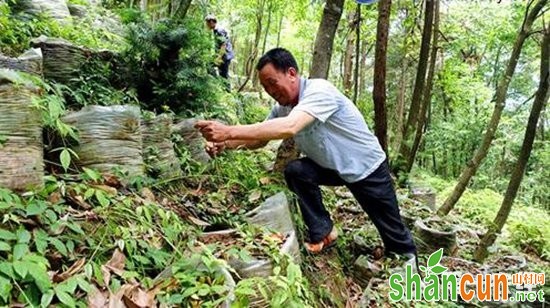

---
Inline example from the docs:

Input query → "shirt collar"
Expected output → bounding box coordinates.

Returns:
[298,77,307,102]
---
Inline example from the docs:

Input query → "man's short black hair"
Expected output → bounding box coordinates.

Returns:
[256,48,299,73]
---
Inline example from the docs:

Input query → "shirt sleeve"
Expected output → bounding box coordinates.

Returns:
[292,82,338,122]
[266,105,280,120]
[217,28,230,43]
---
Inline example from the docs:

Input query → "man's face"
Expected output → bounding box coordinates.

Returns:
[258,63,299,107]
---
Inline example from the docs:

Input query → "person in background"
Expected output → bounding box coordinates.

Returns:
[195,48,417,266]
[205,14,234,82]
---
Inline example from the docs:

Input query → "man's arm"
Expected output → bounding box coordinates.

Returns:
[225,139,267,149]
[195,110,315,142]
[205,139,267,157]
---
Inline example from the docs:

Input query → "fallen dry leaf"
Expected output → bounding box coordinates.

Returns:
[141,188,156,203]
[101,249,126,286]
[87,285,108,308]
[48,192,62,204]
[123,287,155,308]
[67,193,92,210]
[187,215,211,227]
[101,265,111,288]
[248,190,262,203]
[259,177,271,185]
[103,173,122,188]
[53,258,86,283]
[106,249,126,272]
[91,184,118,196]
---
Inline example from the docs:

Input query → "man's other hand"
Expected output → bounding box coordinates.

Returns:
[205,141,225,157]
[195,120,230,142]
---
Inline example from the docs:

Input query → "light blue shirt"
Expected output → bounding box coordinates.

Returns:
[267,77,386,183]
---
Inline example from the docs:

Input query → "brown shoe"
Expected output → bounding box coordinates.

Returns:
[304,227,338,254]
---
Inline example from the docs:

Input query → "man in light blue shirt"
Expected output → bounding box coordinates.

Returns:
[196,48,416,258]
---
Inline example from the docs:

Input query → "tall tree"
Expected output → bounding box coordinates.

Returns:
[407,0,439,171]
[372,0,392,154]
[358,39,373,100]
[276,12,283,47]
[474,25,549,262]
[309,0,345,78]
[253,0,273,90]
[352,4,361,104]
[437,0,548,216]
[395,0,434,178]
[238,0,266,92]
[170,0,192,18]
[343,10,357,94]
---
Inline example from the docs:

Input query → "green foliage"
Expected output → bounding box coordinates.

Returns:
[0,3,123,57]
[508,223,548,259]
[0,183,88,306]
[122,15,225,115]
[417,172,550,261]
[67,56,139,107]
[234,93,270,125]
[233,263,315,307]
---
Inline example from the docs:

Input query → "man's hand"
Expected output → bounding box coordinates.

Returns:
[195,120,231,142]
[205,141,225,157]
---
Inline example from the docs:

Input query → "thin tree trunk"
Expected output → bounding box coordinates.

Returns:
[238,0,265,92]
[474,26,549,262]
[393,59,408,153]
[488,45,503,88]
[359,39,370,98]
[395,0,434,178]
[261,0,272,57]
[276,13,283,47]
[343,10,357,94]
[253,0,272,90]
[438,0,548,216]
[170,0,192,19]
[373,0,392,154]
[353,4,361,104]
[309,0,345,78]
[408,0,439,171]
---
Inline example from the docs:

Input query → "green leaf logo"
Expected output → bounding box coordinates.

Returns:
[425,248,447,275]
[428,248,443,267]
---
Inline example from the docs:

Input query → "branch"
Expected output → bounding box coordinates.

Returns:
[536,6,549,19]
[438,30,450,43]
[515,91,538,111]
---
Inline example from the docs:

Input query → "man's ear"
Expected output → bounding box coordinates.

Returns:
[287,67,298,80]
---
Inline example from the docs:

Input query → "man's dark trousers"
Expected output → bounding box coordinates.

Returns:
[284,157,416,255]
[218,59,231,79]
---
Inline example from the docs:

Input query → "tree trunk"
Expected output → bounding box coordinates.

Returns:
[392,59,408,153]
[343,10,357,94]
[372,0,392,154]
[359,39,370,99]
[238,0,265,92]
[170,0,192,19]
[474,25,549,262]
[353,4,361,104]
[276,13,283,47]
[309,0,345,78]
[253,0,273,90]
[407,0,439,172]
[394,0,434,179]
[438,0,547,216]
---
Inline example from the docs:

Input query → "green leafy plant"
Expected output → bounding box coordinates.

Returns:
[122,16,225,115]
